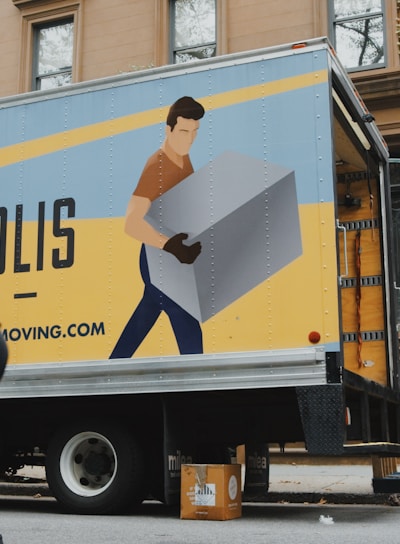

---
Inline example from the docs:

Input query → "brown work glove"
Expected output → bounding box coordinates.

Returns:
[163,233,201,264]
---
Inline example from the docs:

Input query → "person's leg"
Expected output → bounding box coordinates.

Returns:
[111,245,203,357]
[167,304,203,355]
[142,242,203,354]
[154,288,203,354]
[110,245,160,359]
[109,286,161,358]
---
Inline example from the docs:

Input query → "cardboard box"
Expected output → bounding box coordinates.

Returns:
[180,464,242,520]
[145,150,301,322]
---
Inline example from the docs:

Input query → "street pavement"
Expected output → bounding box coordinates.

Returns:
[0,456,398,505]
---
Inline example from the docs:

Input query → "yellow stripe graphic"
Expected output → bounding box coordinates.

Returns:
[0,70,327,168]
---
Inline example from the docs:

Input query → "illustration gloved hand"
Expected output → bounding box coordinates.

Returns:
[163,233,201,264]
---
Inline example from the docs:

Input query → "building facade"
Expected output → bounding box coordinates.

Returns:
[0,1,398,151]
[0,1,398,154]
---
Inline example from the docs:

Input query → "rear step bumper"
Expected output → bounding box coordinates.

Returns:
[344,442,400,456]
[373,473,400,493]
[345,442,400,493]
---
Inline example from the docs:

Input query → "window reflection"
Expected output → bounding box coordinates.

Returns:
[172,0,216,63]
[335,16,384,67]
[334,0,382,19]
[34,20,73,90]
[332,0,385,70]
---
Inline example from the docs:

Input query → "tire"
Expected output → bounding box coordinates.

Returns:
[46,420,145,514]
[0,331,8,380]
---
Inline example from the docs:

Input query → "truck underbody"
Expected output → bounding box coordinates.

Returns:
[1,351,400,512]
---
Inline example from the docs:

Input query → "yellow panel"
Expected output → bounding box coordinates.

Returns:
[338,228,382,278]
[337,175,387,385]
[2,202,341,364]
[341,285,384,332]
[343,341,387,386]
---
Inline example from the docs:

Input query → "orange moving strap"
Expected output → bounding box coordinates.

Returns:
[355,230,363,368]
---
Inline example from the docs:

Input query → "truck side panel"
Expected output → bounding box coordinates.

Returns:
[1,49,340,365]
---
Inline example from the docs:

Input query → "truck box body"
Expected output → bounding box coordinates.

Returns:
[0,38,400,514]
[0,41,340,364]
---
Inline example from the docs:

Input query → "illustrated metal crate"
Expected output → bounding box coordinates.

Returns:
[145,150,302,322]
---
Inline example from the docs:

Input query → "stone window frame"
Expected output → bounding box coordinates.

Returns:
[15,0,82,93]
[154,0,227,66]
[328,0,387,72]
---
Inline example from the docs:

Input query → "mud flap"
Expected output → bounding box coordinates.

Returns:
[162,398,196,506]
[243,443,269,501]
[296,384,345,455]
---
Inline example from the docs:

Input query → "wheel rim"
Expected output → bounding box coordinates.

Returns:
[59,431,117,497]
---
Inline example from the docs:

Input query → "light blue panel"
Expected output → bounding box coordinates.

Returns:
[0,104,29,147]
[1,47,333,220]
[0,48,329,145]
[0,125,157,221]
[188,88,334,206]
[1,84,333,221]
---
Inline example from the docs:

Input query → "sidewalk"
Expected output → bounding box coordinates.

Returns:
[265,461,380,504]
[0,457,396,505]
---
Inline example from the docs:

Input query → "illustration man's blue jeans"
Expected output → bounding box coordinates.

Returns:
[110,245,203,358]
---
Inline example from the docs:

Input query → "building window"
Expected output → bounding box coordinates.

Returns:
[331,0,386,71]
[32,18,74,90]
[17,2,81,93]
[170,0,216,64]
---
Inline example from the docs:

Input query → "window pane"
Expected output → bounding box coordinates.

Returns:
[335,15,384,68]
[38,21,73,76]
[38,72,72,91]
[173,0,215,48]
[334,0,382,19]
[175,45,216,63]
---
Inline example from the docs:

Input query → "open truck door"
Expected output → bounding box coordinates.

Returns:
[389,158,400,331]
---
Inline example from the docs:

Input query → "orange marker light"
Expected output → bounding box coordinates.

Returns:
[308,331,321,344]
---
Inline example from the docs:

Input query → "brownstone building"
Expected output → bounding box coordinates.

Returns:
[0,1,398,152]
[0,1,398,158]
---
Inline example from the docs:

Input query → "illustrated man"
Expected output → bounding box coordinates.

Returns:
[110,96,205,358]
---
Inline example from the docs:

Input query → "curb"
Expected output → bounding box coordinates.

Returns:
[0,481,51,498]
[247,491,396,505]
[0,480,396,506]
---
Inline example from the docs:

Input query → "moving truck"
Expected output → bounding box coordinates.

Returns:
[1,38,400,514]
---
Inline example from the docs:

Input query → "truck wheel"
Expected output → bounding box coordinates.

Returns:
[46,421,145,514]
[0,331,8,379]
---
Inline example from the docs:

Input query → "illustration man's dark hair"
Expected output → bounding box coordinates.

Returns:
[166,96,205,131]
